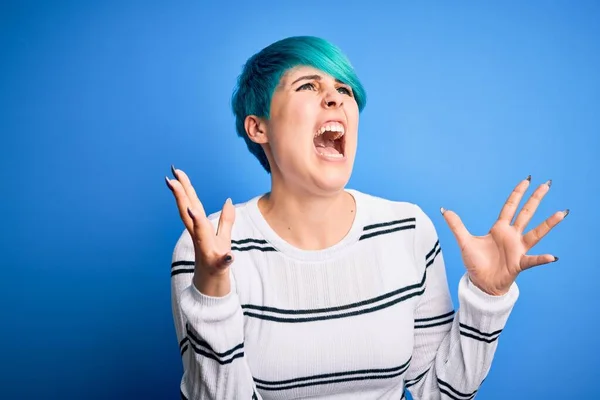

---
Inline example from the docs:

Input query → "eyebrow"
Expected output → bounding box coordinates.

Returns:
[290,74,346,86]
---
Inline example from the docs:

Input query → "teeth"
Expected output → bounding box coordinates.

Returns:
[317,152,344,159]
[315,122,345,138]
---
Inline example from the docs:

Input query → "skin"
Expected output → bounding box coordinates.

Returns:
[165,65,568,297]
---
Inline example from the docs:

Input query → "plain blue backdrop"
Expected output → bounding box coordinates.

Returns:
[2,0,598,398]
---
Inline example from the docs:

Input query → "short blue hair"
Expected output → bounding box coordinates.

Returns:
[231,36,367,173]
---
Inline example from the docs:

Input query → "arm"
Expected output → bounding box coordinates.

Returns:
[404,205,519,399]
[171,229,262,400]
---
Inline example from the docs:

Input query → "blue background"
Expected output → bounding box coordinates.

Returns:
[2,1,598,398]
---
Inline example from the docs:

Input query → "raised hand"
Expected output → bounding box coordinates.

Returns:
[166,165,235,297]
[441,176,568,296]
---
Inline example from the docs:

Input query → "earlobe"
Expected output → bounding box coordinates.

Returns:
[245,115,269,144]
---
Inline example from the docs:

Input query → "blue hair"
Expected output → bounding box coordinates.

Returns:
[231,36,367,173]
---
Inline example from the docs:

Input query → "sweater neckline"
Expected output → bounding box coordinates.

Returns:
[244,189,365,262]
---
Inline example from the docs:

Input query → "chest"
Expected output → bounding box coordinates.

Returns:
[232,243,421,399]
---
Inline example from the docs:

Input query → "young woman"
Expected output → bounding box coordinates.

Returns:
[166,36,566,400]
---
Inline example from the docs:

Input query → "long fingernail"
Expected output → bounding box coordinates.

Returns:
[171,165,179,180]
[553,256,559,262]
[226,198,232,205]
[187,207,195,220]
[563,209,570,218]
[165,176,173,190]
[546,179,552,187]
[526,174,531,182]
[440,207,446,215]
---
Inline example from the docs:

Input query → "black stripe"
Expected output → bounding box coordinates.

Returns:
[180,388,188,400]
[171,268,194,276]
[254,357,411,386]
[426,247,441,268]
[255,358,411,391]
[415,317,454,329]
[437,378,478,399]
[242,273,426,323]
[459,323,503,338]
[232,238,268,245]
[242,272,426,315]
[415,310,455,323]
[244,287,424,323]
[459,331,500,343]
[172,260,194,268]
[186,325,244,362]
[405,368,429,388]
[359,224,416,241]
[252,390,258,400]
[426,240,440,260]
[171,260,195,276]
[179,337,188,349]
[190,346,245,365]
[363,218,416,231]
[231,245,277,252]
[180,344,188,356]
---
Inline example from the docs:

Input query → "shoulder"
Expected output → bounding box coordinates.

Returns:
[351,189,429,223]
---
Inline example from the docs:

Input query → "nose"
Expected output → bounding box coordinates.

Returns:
[322,88,343,109]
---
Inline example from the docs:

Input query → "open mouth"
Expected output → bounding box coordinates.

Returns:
[313,121,345,159]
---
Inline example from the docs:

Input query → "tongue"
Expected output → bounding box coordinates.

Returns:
[314,136,341,155]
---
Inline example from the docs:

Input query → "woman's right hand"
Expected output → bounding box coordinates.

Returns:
[166,165,235,297]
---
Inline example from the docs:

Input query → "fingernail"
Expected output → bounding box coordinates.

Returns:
[171,165,179,180]
[553,256,559,262]
[440,207,446,215]
[526,175,531,182]
[165,176,173,190]
[226,198,232,205]
[546,179,552,188]
[563,209,570,218]
[187,207,195,220]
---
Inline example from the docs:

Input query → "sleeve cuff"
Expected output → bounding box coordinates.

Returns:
[459,273,519,317]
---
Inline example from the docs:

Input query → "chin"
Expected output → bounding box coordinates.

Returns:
[311,164,354,194]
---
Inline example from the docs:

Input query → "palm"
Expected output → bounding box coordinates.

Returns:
[443,177,567,296]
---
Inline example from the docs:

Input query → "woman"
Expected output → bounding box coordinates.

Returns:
[166,36,566,399]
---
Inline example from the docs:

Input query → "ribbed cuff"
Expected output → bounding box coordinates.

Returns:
[459,273,519,323]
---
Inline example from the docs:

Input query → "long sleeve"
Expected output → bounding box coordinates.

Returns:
[404,206,519,399]
[170,229,262,400]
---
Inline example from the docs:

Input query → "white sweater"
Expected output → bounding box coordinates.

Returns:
[170,189,519,400]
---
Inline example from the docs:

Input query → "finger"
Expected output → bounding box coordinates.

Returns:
[172,166,206,217]
[513,180,551,232]
[523,209,569,249]
[498,176,531,223]
[216,198,235,242]
[441,208,471,250]
[166,176,194,232]
[187,206,216,256]
[520,254,558,271]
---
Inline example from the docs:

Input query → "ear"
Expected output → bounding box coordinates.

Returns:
[244,115,269,144]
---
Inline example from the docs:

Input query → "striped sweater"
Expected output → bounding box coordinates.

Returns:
[170,189,519,399]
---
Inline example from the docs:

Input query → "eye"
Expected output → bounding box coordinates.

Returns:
[337,86,353,96]
[297,82,316,91]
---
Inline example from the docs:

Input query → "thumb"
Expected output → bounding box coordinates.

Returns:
[441,208,471,249]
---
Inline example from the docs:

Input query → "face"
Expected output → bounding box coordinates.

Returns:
[247,66,360,196]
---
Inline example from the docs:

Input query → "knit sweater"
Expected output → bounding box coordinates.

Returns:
[170,189,519,400]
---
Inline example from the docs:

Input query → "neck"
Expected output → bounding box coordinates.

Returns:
[258,178,356,251]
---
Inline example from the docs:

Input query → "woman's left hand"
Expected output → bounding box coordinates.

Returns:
[441,176,568,296]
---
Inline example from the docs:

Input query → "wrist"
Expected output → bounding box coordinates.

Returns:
[193,267,231,297]
[468,274,511,297]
